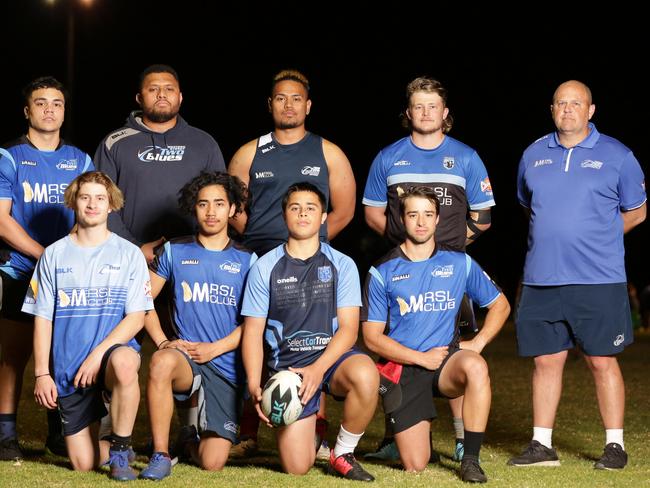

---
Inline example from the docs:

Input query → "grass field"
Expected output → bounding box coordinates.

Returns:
[1,323,649,486]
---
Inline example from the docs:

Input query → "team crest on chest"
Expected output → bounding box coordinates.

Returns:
[443,157,455,170]
[318,266,332,283]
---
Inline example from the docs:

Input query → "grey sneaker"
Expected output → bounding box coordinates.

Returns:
[594,443,627,470]
[507,440,560,466]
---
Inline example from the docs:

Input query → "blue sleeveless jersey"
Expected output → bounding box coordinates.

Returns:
[362,246,500,351]
[22,234,153,397]
[0,136,94,279]
[245,132,329,255]
[150,237,257,385]
[363,136,494,249]
[241,243,361,372]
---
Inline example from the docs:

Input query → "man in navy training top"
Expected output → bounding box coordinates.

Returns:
[140,172,256,480]
[362,186,509,483]
[241,182,378,481]
[509,80,646,470]
[363,76,495,462]
[25,171,152,481]
[229,69,356,458]
[0,76,94,460]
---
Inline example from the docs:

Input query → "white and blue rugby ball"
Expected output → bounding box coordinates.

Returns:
[261,370,303,427]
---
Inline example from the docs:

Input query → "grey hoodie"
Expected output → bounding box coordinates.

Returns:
[95,111,225,245]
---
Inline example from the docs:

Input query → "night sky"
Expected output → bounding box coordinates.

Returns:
[2,1,648,300]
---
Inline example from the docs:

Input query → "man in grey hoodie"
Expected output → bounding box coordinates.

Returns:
[95,64,225,262]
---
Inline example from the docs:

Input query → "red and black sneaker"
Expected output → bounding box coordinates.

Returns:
[328,451,375,482]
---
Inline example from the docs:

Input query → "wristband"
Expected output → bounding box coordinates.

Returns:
[35,373,50,379]
[157,339,170,349]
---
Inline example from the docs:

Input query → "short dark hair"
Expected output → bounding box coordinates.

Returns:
[271,69,310,97]
[138,64,180,91]
[399,186,440,216]
[402,76,453,133]
[281,182,326,212]
[178,171,247,215]
[22,76,66,105]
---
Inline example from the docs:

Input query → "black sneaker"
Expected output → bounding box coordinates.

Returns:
[328,451,375,481]
[429,448,440,464]
[45,433,68,457]
[460,457,487,483]
[507,440,560,466]
[594,443,627,470]
[171,425,199,464]
[0,438,22,461]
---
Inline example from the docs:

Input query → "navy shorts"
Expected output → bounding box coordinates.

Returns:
[173,350,243,444]
[296,348,365,420]
[0,271,32,322]
[58,344,137,436]
[516,284,633,357]
[386,347,460,434]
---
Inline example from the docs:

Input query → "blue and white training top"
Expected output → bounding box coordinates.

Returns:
[0,136,94,279]
[362,246,500,351]
[241,242,361,372]
[150,237,257,385]
[517,123,646,285]
[22,233,153,397]
[363,135,495,249]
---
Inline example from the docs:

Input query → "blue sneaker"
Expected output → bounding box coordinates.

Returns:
[101,447,136,468]
[453,441,465,462]
[364,441,400,461]
[140,452,172,481]
[109,449,137,481]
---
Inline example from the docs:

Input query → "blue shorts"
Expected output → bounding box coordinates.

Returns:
[516,284,633,357]
[296,348,365,420]
[58,344,137,436]
[173,351,243,444]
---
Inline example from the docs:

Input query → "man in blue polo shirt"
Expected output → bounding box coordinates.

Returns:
[509,80,646,470]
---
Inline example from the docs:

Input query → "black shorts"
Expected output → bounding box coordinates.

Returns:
[386,348,460,434]
[173,350,244,444]
[57,344,136,436]
[0,270,32,322]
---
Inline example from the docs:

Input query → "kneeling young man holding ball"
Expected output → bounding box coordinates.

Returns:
[242,182,378,481]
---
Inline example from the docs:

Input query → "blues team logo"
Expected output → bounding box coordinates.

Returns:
[443,157,455,169]
[137,145,185,162]
[318,266,332,283]
[56,159,78,170]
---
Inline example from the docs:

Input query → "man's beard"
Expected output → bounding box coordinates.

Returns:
[143,106,178,123]
[277,119,302,130]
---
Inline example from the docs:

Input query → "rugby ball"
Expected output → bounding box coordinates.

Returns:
[261,370,303,427]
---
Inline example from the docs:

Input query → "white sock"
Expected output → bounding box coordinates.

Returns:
[333,425,363,458]
[605,429,624,449]
[532,427,553,449]
[453,418,464,440]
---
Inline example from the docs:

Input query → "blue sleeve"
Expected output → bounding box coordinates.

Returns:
[361,266,388,323]
[516,156,530,208]
[618,151,646,210]
[336,255,362,308]
[241,259,270,318]
[465,256,500,307]
[362,151,388,207]
[0,149,16,200]
[465,151,495,209]
[82,153,94,172]
[126,249,154,313]
[21,248,55,320]
[149,241,172,280]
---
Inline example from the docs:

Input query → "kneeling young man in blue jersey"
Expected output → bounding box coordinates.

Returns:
[242,182,378,481]
[362,186,510,483]
[140,172,256,480]
[25,171,152,480]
